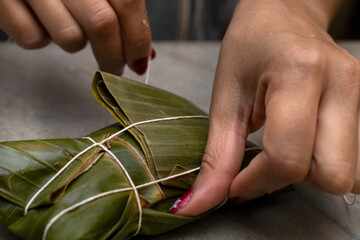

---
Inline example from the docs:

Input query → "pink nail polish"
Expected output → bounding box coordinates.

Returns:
[151,48,156,60]
[132,57,148,75]
[169,189,193,214]
[230,197,249,205]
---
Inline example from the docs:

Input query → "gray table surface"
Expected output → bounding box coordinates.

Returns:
[0,42,359,240]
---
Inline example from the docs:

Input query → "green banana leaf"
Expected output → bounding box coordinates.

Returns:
[0,71,262,240]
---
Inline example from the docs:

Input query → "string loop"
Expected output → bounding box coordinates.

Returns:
[343,193,357,206]
[21,115,208,239]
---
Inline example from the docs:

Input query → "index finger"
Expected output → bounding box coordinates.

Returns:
[63,0,125,75]
[229,72,321,200]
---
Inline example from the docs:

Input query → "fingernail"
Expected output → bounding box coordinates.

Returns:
[151,48,156,60]
[169,189,193,214]
[132,57,148,75]
[230,197,249,205]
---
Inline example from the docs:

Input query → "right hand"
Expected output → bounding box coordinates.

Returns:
[0,0,152,75]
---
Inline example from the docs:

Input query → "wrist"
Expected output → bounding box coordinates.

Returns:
[292,0,344,29]
[236,0,343,30]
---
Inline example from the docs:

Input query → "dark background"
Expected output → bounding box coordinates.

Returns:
[0,0,359,42]
[330,0,360,39]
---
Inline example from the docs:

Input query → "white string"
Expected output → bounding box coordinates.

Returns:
[24,144,98,215]
[29,56,210,238]
[215,197,229,211]
[244,147,262,152]
[24,115,208,215]
[343,194,357,206]
[40,116,207,238]
[101,115,208,143]
[84,137,142,238]
[42,159,201,240]
[144,56,151,85]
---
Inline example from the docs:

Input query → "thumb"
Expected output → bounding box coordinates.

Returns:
[169,34,254,216]
[169,112,249,216]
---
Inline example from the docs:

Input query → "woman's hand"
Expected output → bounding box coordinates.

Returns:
[171,0,360,216]
[0,0,152,75]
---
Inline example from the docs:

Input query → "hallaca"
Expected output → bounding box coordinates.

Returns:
[0,72,261,240]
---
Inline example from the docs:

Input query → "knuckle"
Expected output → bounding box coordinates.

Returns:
[341,59,360,91]
[322,170,354,194]
[120,0,143,9]
[265,149,309,182]
[282,43,323,76]
[327,57,360,102]
[88,6,118,35]
[131,33,151,52]
[200,151,219,174]
[54,27,85,52]
[200,150,236,179]
[14,31,47,49]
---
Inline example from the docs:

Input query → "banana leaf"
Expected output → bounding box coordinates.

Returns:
[0,72,262,240]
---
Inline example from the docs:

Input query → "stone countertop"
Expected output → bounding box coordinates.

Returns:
[0,42,359,239]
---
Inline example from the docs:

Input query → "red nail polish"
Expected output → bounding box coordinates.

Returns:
[230,197,249,205]
[151,48,156,59]
[169,189,193,214]
[132,57,148,75]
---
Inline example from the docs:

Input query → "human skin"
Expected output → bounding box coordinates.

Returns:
[174,0,360,216]
[0,0,152,75]
[0,0,358,218]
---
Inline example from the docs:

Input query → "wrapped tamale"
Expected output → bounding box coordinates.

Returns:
[0,72,261,240]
